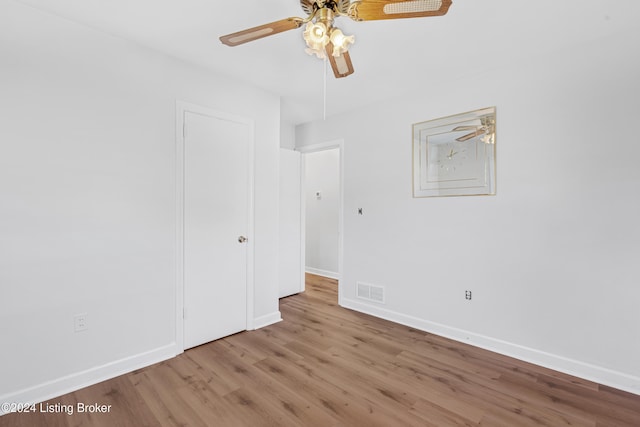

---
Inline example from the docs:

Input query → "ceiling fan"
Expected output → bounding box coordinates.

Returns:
[219,0,453,78]
[453,115,496,143]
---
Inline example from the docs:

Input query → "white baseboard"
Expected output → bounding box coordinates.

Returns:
[305,267,340,280]
[0,343,179,416]
[253,311,282,330]
[340,296,640,396]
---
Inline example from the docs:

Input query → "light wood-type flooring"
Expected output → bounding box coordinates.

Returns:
[3,274,640,426]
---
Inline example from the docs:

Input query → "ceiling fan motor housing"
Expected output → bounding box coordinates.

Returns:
[300,0,352,16]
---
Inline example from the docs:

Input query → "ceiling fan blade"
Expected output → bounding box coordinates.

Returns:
[350,0,452,21]
[456,128,486,142]
[220,17,304,47]
[326,43,355,78]
[452,125,478,132]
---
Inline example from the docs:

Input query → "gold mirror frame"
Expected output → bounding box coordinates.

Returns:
[412,107,496,198]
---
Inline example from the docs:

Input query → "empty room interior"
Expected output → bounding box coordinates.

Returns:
[1,0,640,425]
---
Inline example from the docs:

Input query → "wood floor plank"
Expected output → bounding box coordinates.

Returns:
[2,273,640,426]
[173,379,239,426]
[129,368,207,427]
[284,339,420,412]
[254,355,392,426]
[411,396,484,426]
[254,353,424,427]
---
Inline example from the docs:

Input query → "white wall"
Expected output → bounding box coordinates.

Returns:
[296,27,640,393]
[0,1,280,405]
[304,149,340,277]
[279,104,296,150]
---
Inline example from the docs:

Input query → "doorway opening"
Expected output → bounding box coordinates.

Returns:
[299,140,343,284]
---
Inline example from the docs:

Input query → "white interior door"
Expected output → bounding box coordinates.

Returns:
[278,148,303,297]
[183,110,250,349]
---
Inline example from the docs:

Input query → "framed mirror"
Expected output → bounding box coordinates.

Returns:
[412,107,496,197]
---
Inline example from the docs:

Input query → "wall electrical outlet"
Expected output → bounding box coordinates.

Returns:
[465,290,472,300]
[74,313,88,332]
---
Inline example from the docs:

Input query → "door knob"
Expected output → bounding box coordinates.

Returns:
[238,236,247,243]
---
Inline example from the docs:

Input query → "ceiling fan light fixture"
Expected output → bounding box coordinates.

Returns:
[311,23,327,39]
[329,28,354,57]
[303,21,331,58]
[481,132,495,144]
[304,22,328,46]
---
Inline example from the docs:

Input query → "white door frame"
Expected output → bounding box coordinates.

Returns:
[297,139,344,287]
[175,100,255,353]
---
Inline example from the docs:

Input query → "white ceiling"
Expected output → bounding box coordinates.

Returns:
[13,0,638,125]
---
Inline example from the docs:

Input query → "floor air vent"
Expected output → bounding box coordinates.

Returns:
[356,282,385,303]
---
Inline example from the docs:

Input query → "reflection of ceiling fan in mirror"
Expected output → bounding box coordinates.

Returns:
[219,0,452,78]
[454,115,496,143]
